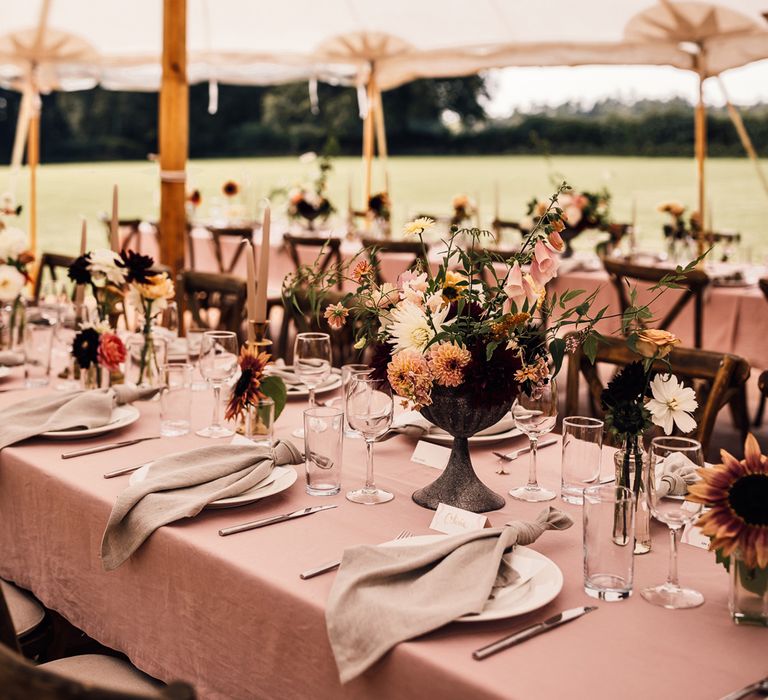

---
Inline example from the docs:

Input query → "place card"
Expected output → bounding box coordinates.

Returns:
[681,522,710,550]
[430,503,490,535]
[410,440,451,470]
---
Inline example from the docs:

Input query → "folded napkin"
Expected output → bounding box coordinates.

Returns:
[0,350,24,367]
[0,385,157,450]
[101,440,303,570]
[380,411,517,441]
[326,506,573,683]
[656,452,701,498]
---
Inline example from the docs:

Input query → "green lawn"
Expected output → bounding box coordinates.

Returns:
[3,155,766,260]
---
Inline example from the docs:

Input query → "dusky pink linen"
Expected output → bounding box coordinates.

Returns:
[0,385,765,700]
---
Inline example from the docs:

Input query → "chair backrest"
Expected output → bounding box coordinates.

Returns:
[32,252,77,303]
[99,217,144,252]
[205,226,255,275]
[759,277,767,301]
[490,218,527,243]
[178,271,247,341]
[275,289,356,367]
[360,238,429,285]
[564,334,750,452]
[602,257,710,349]
[283,235,343,290]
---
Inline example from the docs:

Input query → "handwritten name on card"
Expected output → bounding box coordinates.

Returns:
[411,440,451,470]
[430,503,489,535]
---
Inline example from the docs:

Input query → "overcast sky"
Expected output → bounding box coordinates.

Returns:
[483,59,768,115]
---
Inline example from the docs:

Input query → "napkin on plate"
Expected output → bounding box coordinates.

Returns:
[100,440,303,570]
[326,506,573,683]
[380,411,516,441]
[0,350,24,367]
[0,385,157,450]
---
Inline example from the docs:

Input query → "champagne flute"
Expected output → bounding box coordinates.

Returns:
[346,374,394,505]
[196,330,239,438]
[292,332,332,438]
[509,379,558,502]
[641,436,705,609]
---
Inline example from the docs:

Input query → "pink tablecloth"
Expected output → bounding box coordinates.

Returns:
[0,383,765,700]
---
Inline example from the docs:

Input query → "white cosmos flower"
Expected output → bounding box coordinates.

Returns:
[0,227,28,261]
[647,374,698,435]
[88,248,126,287]
[402,217,435,238]
[0,264,25,301]
[387,300,450,354]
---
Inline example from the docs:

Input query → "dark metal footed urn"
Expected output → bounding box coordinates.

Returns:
[412,385,510,513]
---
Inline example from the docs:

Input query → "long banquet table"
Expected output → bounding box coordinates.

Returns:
[0,383,765,700]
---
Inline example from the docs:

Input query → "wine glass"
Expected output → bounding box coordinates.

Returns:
[341,363,370,438]
[641,436,705,609]
[196,331,239,438]
[509,379,558,502]
[345,374,395,505]
[292,332,332,438]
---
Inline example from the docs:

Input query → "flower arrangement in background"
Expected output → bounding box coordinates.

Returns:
[225,346,287,426]
[222,180,240,199]
[71,321,126,388]
[286,152,335,228]
[0,223,33,302]
[68,248,127,321]
[450,194,476,227]
[658,202,702,261]
[0,192,22,218]
[368,192,391,222]
[186,188,202,218]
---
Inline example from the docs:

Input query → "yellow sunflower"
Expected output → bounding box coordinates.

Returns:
[441,270,467,302]
[687,434,768,570]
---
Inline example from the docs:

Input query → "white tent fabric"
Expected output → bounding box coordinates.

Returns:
[0,0,766,93]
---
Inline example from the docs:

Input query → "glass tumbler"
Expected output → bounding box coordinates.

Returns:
[561,417,604,505]
[23,307,57,387]
[245,397,275,448]
[160,363,193,437]
[303,406,343,496]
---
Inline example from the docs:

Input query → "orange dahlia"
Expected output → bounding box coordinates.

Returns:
[687,434,768,570]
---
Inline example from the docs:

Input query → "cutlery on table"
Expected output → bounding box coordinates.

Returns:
[219,504,337,537]
[719,677,768,700]
[472,606,597,660]
[62,436,161,460]
[300,529,413,580]
[103,462,148,479]
[493,438,558,463]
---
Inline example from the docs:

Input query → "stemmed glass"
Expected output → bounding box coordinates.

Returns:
[345,374,394,505]
[509,379,558,502]
[341,363,370,438]
[641,436,705,609]
[292,332,332,438]
[196,331,239,438]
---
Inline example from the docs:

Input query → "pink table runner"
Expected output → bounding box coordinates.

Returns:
[0,386,765,699]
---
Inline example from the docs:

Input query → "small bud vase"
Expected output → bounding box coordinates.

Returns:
[729,551,768,626]
[614,436,652,554]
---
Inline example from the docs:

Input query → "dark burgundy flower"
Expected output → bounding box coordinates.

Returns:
[72,328,100,369]
[120,249,155,283]
[68,254,92,285]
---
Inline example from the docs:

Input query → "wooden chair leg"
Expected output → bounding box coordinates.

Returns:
[728,386,750,442]
[754,394,767,427]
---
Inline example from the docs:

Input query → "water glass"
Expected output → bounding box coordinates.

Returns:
[196,330,239,438]
[561,416,604,505]
[160,363,193,437]
[124,335,168,388]
[186,327,207,391]
[292,332,332,438]
[23,307,57,387]
[303,406,343,496]
[341,363,369,437]
[246,397,275,448]
[583,484,635,601]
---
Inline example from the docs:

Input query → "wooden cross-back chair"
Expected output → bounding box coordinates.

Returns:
[32,252,77,303]
[178,271,246,342]
[205,226,256,274]
[360,238,430,285]
[99,217,144,252]
[565,334,750,453]
[283,235,343,290]
[490,218,527,245]
[276,289,356,367]
[602,257,710,349]
[754,278,768,426]
[0,585,195,700]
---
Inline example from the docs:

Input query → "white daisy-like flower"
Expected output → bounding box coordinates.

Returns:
[387,300,450,354]
[299,151,317,164]
[0,264,25,301]
[0,227,28,261]
[88,248,127,287]
[647,374,698,435]
[402,217,435,238]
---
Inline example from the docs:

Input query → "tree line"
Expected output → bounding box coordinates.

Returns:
[0,78,764,162]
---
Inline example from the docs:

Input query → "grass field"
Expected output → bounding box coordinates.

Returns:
[2,155,766,260]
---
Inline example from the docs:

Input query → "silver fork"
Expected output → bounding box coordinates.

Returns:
[299,529,413,580]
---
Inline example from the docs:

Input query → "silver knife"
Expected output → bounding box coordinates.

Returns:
[62,436,161,460]
[472,606,597,660]
[719,677,768,700]
[218,504,337,537]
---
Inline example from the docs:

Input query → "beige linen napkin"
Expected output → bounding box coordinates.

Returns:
[0,385,157,450]
[101,440,303,571]
[326,507,573,683]
[0,350,24,366]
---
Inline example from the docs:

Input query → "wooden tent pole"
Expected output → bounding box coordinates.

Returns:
[694,69,706,258]
[27,113,39,255]
[373,83,389,192]
[159,0,188,280]
[362,71,376,210]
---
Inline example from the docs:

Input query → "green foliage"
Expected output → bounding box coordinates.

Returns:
[260,375,287,419]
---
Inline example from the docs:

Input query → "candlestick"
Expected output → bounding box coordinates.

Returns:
[110,185,119,252]
[75,218,86,307]
[247,321,273,352]
[245,240,257,344]
[494,181,500,220]
[254,201,270,323]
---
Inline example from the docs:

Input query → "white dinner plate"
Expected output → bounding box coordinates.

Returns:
[129,463,298,509]
[270,368,342,398]
[384,535,563,622]
[40,404,141,439]
[423,427,523,447]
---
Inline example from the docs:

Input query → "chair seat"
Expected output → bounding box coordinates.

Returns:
[42,654,161,696]
[1,580,45,637]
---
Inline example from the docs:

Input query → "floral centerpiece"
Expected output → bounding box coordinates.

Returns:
[687,434,768,626]
[658,202,701,262]
[450,194,476,227]
[0,192,22,218]
[72,322,126,389]
[600,328,699,553]
[368,192,391,222]
[286,152,335,229]
[123,251,175,387]
[186,188,202,219]
[225,346,288,440]
[0,222,34,349]
[68,248,127,324]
